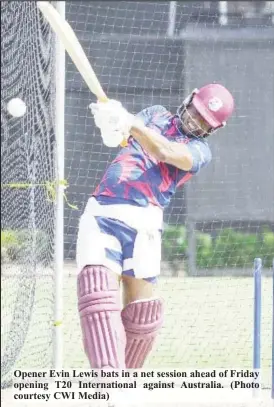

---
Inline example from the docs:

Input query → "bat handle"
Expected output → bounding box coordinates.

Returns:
[97,97,128,147]
[120,139,128,147]
[98,96,109,103]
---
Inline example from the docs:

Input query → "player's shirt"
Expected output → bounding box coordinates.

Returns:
[93,105,212,209]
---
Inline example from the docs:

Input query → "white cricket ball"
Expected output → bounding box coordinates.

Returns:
[7,98,27,118]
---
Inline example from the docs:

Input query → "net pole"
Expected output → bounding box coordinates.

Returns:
[30,134,36,269]
[271,2,274,25]
[272,258,274,399]
[167,1,177,38]
[218,1,228,26]
[253,257,262,397]
[53,0,66,370]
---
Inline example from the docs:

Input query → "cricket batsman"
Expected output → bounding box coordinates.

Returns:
[76,83,234,370]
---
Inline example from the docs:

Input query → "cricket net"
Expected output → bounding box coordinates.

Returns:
[1,0,56,386]
[1,1,273,395]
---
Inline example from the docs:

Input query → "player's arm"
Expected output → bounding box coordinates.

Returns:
[130,115,193,171]
[90,100,210,172]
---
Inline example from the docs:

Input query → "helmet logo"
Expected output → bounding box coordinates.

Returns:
[208,97,223,112]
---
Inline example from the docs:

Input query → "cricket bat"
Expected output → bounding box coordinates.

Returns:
[37,1,127,146]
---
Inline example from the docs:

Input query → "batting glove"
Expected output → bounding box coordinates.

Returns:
[89,99,133,147]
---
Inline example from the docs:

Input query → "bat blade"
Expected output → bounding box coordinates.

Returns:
[37,1,108,102]
[37,2,128,147]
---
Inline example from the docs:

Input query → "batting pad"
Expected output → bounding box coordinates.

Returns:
[121,298,164,368]
[77,266,126,368]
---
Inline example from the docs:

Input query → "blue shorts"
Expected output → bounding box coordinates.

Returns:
[96,216,157,283]
[76,198,163,283]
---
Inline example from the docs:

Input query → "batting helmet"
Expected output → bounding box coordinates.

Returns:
[177,83,235,136]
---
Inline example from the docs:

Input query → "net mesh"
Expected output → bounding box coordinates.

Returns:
[1,0,273,394]
[1,1,56,385]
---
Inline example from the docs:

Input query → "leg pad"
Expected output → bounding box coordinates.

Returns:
[77,266,126,368]
[121,298,164,368]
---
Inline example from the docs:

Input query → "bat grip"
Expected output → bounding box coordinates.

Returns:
[98,96,109,103]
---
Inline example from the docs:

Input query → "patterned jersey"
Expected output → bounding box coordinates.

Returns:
[93,105,212,209]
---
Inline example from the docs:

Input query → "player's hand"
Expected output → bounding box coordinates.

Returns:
[89,99,133,147]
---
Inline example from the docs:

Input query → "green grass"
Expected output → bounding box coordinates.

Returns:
[1,264,272,389]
